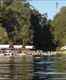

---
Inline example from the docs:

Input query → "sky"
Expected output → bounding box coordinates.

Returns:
[29,0,66,19]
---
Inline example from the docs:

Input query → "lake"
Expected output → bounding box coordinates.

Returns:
[33,54,66,80]
[0,53,66,80]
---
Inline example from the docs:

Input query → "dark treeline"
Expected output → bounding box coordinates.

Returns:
[0,0,57,51]
[30,11,57,51]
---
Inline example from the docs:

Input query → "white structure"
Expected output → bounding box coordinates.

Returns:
[14,45,23,49]
[0,44,34,49]
[25,45,34,49]
[0,44,23,49]
[60,46,66,50]
[0,45,9,49]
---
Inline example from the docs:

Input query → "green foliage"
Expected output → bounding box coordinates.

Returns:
[30,11,56,51]
[53,7,66,46]
[0,0,56,50]
[0,0,31,45]
[0,24,8,43]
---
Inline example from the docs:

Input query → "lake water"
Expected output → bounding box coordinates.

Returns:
[0,55,33,80]
[32,54,66,80]
[0,53,66,80]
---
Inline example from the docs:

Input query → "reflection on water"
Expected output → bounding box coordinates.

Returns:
[33,54,66,80]
[9,56,15,80]
[0,53,66,80]
[0,55,33,80]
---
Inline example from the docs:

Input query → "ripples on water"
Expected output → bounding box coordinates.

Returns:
[0,53,66,80]
[32,54,66,80]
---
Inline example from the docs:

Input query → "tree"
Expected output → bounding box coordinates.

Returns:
[30,10,42,49]
[0,0,31,45]
[30,10,56,51]
[53,7,66,46]
[0,24,8,44]
[0,0,56,50]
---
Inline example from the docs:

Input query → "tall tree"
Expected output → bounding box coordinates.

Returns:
[30,10,42,49]
[53,7,66,46]
[30,10,55,51]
